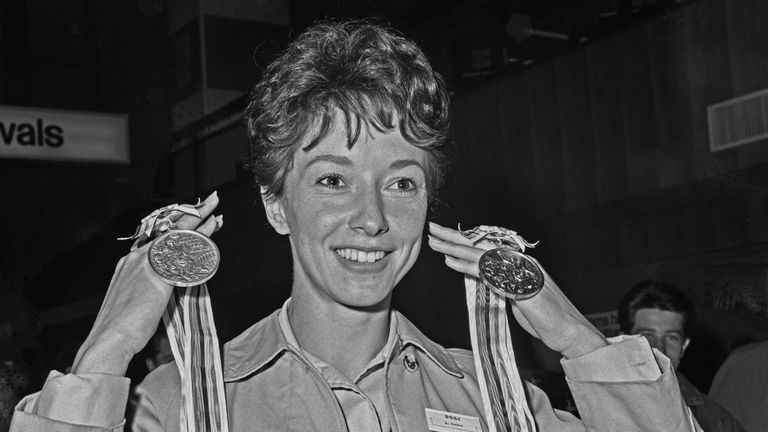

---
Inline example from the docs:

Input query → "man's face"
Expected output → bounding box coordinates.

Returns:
[263,115,429,310]
[631,308,690,369]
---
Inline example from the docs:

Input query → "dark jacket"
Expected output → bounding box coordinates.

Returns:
[677,372,745,432]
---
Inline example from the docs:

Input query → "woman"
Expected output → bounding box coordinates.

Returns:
[12,21,700,432]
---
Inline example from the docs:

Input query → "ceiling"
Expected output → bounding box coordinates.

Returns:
[0,0,697,107]
[289,0,696,88]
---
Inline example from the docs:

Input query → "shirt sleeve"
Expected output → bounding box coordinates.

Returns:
[560,335,702,432]
[10,370,129,432]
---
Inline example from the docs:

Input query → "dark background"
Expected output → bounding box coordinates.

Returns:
[1,0,767,396]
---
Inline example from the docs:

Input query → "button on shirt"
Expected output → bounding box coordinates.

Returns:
[277,301,397,432]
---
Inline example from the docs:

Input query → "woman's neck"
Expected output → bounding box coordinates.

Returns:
[287,288,392,381]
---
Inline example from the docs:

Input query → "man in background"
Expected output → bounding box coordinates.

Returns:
[618,280,745,432]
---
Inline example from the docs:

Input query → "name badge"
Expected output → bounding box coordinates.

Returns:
[425,408,482,432]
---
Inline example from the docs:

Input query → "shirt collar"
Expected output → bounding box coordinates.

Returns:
[277,299,400,383]
[223,299,464,382]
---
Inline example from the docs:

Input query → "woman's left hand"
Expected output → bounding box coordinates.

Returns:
[427,222,607,359]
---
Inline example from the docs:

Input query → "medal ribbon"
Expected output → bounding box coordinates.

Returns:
[125,203,229,432]
[465,277,536,432]
[460,226,537,432]
[163,285,229,432]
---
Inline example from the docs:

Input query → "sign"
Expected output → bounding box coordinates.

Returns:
[585,310,621,337]
[0,105,129,163]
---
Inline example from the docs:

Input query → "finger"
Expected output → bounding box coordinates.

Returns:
[429,222,497,251]
[444,255,480,278]
[196,214,222,237]
[176,191,220,230]
[212,215,223,234]
[428,222,474,246]
[427,234,485,263]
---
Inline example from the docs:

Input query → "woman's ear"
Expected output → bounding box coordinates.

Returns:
[261,187,290,235]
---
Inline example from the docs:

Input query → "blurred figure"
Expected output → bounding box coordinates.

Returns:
[0,362,30,432]
[618,280,745,432]
[127,327,172,431]
[141,327,173,374]
[709,340,768,432]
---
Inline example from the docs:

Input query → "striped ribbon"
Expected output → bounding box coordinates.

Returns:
[125,203,229,432]
[465,276,536,432]
[163,285,229,432]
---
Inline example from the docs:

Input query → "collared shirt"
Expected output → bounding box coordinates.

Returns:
[12,305,705,432]
[277,300,396,432]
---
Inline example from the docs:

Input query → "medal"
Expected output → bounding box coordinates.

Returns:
[461,225,544,300]
[123,201,229,432]
[461,225,540,432]
[478,249,543,300]
[148,229,220,287]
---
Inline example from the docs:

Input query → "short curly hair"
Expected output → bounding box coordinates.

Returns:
[244,21,449,201]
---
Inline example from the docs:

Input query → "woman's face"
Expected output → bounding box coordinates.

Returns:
[263,116,429,309]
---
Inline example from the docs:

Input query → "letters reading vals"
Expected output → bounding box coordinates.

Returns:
[0,119,64,147]
[0,105,128,163]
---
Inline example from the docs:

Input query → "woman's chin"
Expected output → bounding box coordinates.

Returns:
[338,290,393,312]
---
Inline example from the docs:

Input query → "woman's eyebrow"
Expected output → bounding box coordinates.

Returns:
[390,159,425,171]
[305,154,353,168]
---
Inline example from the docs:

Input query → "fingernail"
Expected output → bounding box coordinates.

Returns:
[216,215,224,226]
[428,221,440,230]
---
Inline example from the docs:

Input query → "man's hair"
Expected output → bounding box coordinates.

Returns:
[244,20,449,202]
[617,280,695,336]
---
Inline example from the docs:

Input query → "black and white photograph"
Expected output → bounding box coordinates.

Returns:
[1,1,767,431]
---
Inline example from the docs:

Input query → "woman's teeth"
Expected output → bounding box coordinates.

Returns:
[335,248,386,263]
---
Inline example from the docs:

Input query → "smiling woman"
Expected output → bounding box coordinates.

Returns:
[267,121,428,309]
[11,20,704,432]
[267,122,431,381]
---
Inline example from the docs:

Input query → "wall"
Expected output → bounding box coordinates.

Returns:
[439,0,768,383]
[446,0,768,303]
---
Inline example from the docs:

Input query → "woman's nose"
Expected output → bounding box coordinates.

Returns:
[350,188,389,236]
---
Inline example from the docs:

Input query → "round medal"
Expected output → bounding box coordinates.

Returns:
[148,229,220,287]
[478,248,544,300]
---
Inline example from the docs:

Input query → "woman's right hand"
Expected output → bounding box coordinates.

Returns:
[71,191,223,376]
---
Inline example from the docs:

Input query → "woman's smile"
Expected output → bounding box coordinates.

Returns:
[334,248,388,264]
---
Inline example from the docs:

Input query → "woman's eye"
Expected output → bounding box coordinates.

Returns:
[388,178,418,193]
[316,174,346,189]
